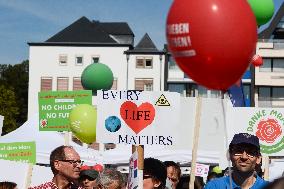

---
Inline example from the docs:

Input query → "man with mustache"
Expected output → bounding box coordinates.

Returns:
[205,133,268,189]
[29,145,83,189]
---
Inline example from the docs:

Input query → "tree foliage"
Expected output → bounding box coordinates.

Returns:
[0,60,29,135]
[0,85,19,135]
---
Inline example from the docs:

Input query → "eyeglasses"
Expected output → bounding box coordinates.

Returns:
[57,159,84,166]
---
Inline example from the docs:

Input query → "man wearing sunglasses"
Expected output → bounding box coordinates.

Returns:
[79,165,99,189]
[205,133,268,189]
[29,145,83,189]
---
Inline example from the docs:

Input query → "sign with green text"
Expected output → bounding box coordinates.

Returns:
[38,90,92,131]
[0,142,36,164]
[227,107,284,156]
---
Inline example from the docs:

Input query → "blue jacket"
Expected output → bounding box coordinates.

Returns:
[204,175,268,189]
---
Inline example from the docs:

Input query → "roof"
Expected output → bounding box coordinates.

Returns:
[258,2,284,39]
[125,33,163,54]
[29,16,134,45]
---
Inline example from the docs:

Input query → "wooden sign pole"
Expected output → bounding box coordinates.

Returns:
[132,145,144,189]
[64,132,70,146]
[25,163,33,189]
[189,97,202,189]
[263,156,270,180]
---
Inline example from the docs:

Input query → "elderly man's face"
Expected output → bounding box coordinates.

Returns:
[230,143,261,173]
[55,147,82,180]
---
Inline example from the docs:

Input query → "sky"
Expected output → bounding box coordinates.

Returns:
[0,0,282,65]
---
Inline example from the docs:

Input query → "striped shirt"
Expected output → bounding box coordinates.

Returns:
[28,181,83,189]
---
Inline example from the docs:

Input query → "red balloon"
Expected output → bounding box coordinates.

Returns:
[93,164,103,172]
[166,0,257,90]
[251,54,263,67]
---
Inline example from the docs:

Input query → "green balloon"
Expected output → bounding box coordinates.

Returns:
[81,63,114,91]
[248,0,274,26]
[69,104,97,144]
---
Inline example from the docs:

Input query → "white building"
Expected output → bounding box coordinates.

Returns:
[256,3,284,108]
[28,17,164,118]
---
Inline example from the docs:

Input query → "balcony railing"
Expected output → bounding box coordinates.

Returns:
[258,39,284,49]
[258,97,284,108]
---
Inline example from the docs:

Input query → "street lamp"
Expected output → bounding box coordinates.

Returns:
[126,54,130,90]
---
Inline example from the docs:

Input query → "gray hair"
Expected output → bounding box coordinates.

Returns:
[96,169,124,188]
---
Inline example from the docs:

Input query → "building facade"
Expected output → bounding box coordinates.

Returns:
[28,17,164,118]
[256,3,284,108]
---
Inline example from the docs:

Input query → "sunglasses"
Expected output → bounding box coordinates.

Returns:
[231,147,259,158]
[57,159,84,166]
[80,175,96,181]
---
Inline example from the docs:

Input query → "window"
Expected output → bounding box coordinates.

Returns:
[273,59,284,72]
[169,56,178,69]
[57,77,69,91]
[59,55,67,65]
[168,83,185,95]
[260,58,272,72]
[73,77,84,90]
[135,79,153,91]
[75,56,83,65]
[92,56,100,64]
[144,83,153,91]
[258,87,284,107]
[197,86,208,97]
[136,57,153,68]
[260,58,284,72]
[111,79,117,90]
[41,77,52,91]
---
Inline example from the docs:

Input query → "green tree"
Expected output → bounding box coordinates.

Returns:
[0,85,19,135]
[0,60,29,133]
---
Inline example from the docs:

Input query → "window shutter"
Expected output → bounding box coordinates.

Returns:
[135,80,145,90]
[57,77,69,91]
[41,78,52,91]
[73,78,84,90]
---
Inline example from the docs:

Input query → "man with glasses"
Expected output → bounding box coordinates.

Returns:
[29,145,83,189]
[205,133,268,189]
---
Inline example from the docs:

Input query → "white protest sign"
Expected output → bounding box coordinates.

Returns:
[227,107,284,156]
[97,90,181,146]
[269,159,284,181]
[0,159,30,189]
[127,150,139,189]
[195,163,209,177]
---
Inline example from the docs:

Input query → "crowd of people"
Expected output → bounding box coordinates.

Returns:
[1,133,284,189]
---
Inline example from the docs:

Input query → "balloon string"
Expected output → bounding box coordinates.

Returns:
[221,92,233,189]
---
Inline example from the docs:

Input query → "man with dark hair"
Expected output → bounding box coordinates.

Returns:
[205,133,268,189]
[143,158,167,189]
[164,161,181,189]
[29,145,83,189]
